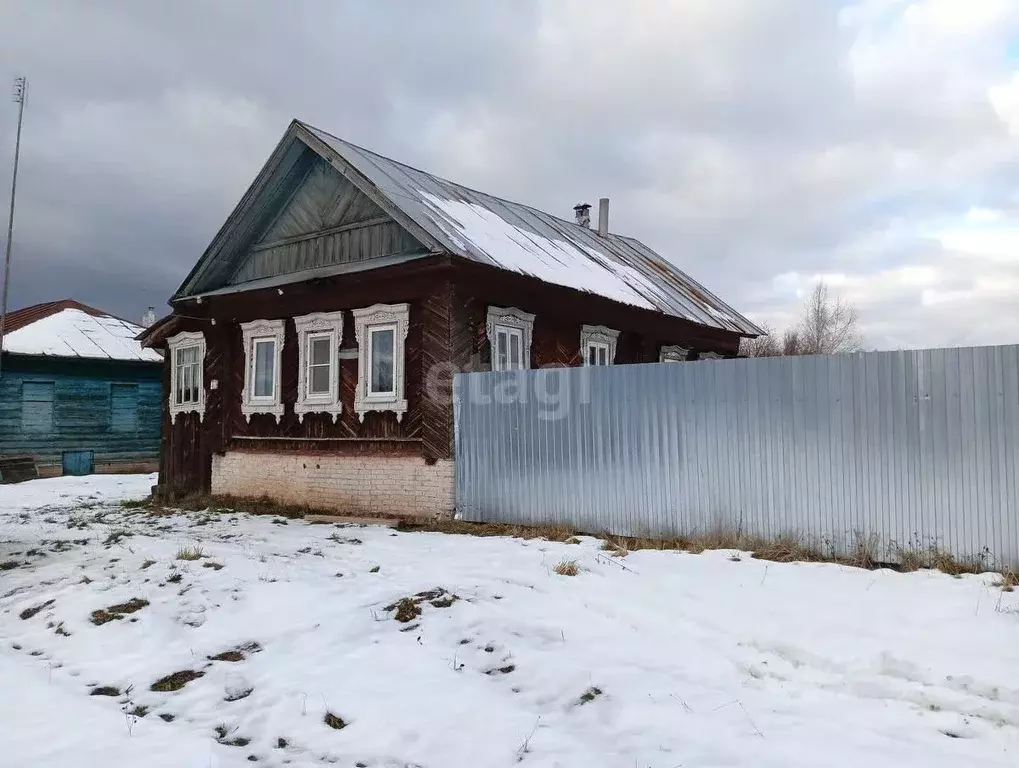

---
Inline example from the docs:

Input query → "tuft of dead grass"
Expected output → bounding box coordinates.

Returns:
[578,686,603,705]
[150,669,204,692]
[0,560,21,571]
[90,597,149,626]
[202,561,224,570]
[175,545,204,561]
[385,588,459,623]
[209,642,261,662]
[553,559,580,577]
[323,712,347,730]
[397,518,578,542]
[90,685,121,697]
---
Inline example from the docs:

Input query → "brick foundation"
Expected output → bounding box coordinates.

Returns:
[211,450,455,518]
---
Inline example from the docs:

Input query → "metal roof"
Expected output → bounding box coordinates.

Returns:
[2,302,162,363]
[302,122,763,336]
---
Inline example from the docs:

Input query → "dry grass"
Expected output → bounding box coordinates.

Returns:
[404,518,1018,583]
[175,545,204,561]
[19,599,54,620]
[323,712,347,730]
[150,669,204,692]
[90,597,149,626]
[0,560,21,571]
[553,559,579,577]
[89,685,121,697]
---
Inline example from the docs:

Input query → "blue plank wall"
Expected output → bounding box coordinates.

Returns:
[0,353,162,476]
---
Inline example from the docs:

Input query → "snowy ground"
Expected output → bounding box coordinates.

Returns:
[3,477,1019,767]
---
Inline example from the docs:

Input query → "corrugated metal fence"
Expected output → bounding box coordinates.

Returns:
[453,345,1019,567]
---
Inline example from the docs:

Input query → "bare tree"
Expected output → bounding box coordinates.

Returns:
[781,329,804,356]
[797,281,863,355]
[739,323,780,357]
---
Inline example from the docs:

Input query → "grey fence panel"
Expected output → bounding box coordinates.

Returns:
[453,346,1019,567]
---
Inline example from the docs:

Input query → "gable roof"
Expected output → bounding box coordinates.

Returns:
[2,300,161,363]
[177,120,763,337]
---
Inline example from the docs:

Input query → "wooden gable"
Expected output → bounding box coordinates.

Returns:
[228,156,425,287]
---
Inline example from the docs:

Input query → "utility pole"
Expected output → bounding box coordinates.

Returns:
[0,76,26,380]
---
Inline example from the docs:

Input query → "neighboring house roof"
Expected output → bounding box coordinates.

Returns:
[175,120,763,337]
[2,300,162,363]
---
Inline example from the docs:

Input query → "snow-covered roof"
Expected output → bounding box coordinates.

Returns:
[3,306,162,363]
[302,123,763,336]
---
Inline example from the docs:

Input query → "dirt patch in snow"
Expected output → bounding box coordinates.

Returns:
[385,588,459,623]
[150,669,204,692]
[90,598,149,625]
[323,712,347,730]
[208,642,262,662]
[19,599,54,620]
[89,685,121,697]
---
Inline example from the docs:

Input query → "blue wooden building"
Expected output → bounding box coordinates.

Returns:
[0,299,163,480]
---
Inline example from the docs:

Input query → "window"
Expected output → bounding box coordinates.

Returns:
[167,331,206,421]
[698,352,723,361]
[21,381,54,433]
[486,306,535,372]
[352,303,409,422]
[659,345,689,363]
[240,319,285,422]
[110,383,138,433]
[580,325,619,367]
[294,311,344,423]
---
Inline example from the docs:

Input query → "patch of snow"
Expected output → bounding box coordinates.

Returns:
[2,475,1019,766]
[3,308,162,362]
[420,193,659,312]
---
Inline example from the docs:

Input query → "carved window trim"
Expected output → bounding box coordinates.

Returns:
[240,318,285,422]
[293,311,344,423]
[699,352,723,361]
[580,325,619,366]
[659,345,690,363]
[167,331,206,423]
[352,303,410,422]
[486,306,535,371]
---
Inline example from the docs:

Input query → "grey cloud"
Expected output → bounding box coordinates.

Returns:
[0,0,1016,348]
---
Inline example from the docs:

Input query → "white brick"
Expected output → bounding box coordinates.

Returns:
[211,451,455,518]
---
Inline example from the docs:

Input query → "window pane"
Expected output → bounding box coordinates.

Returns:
[370,328,395,394]
[598,346,607,366]
[496,330,508,370]
[253,339,275,398]
[509,332,521,370]
[310,364,330,395]
[310,336,330,366]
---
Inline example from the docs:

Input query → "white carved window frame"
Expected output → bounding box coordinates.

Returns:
[486,306,535,371]
[240,318,285,422]
[293,311,344,423]
[167,331,206,423]
[352,303,410,422]
[699,351,723,361]
[660,345,690,363]
[580,324,619,366]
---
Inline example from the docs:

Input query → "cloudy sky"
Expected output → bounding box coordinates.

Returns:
[0,0,1017,349]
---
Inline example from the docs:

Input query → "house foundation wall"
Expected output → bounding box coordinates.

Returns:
[211,450,454,518]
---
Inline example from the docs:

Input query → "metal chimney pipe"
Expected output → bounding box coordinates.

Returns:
[598,197,609,237]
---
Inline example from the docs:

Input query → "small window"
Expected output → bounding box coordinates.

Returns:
[307,334,332,395]
[494,325,525,371]
[167,331,206,421]
[110,383,138,433]
[294,311,343,423]
[240,319,285,421]
[580,325,619,367]
[368,325,396,396]
[251,338,276,399]
[21,381,54,433]
[486,306,535,372]
[352,303,410,422]
[586,341,610,366]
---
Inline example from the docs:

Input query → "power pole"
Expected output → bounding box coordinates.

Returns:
[0,76,27,380]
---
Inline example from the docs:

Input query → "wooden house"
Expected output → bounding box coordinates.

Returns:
[140,120,762,515]
[0,299,163,480]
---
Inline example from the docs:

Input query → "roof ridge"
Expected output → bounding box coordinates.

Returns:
[297,119,626,239]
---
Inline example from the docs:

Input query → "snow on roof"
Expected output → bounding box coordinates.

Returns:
[303,123,764,336]
[3,308,162,363]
